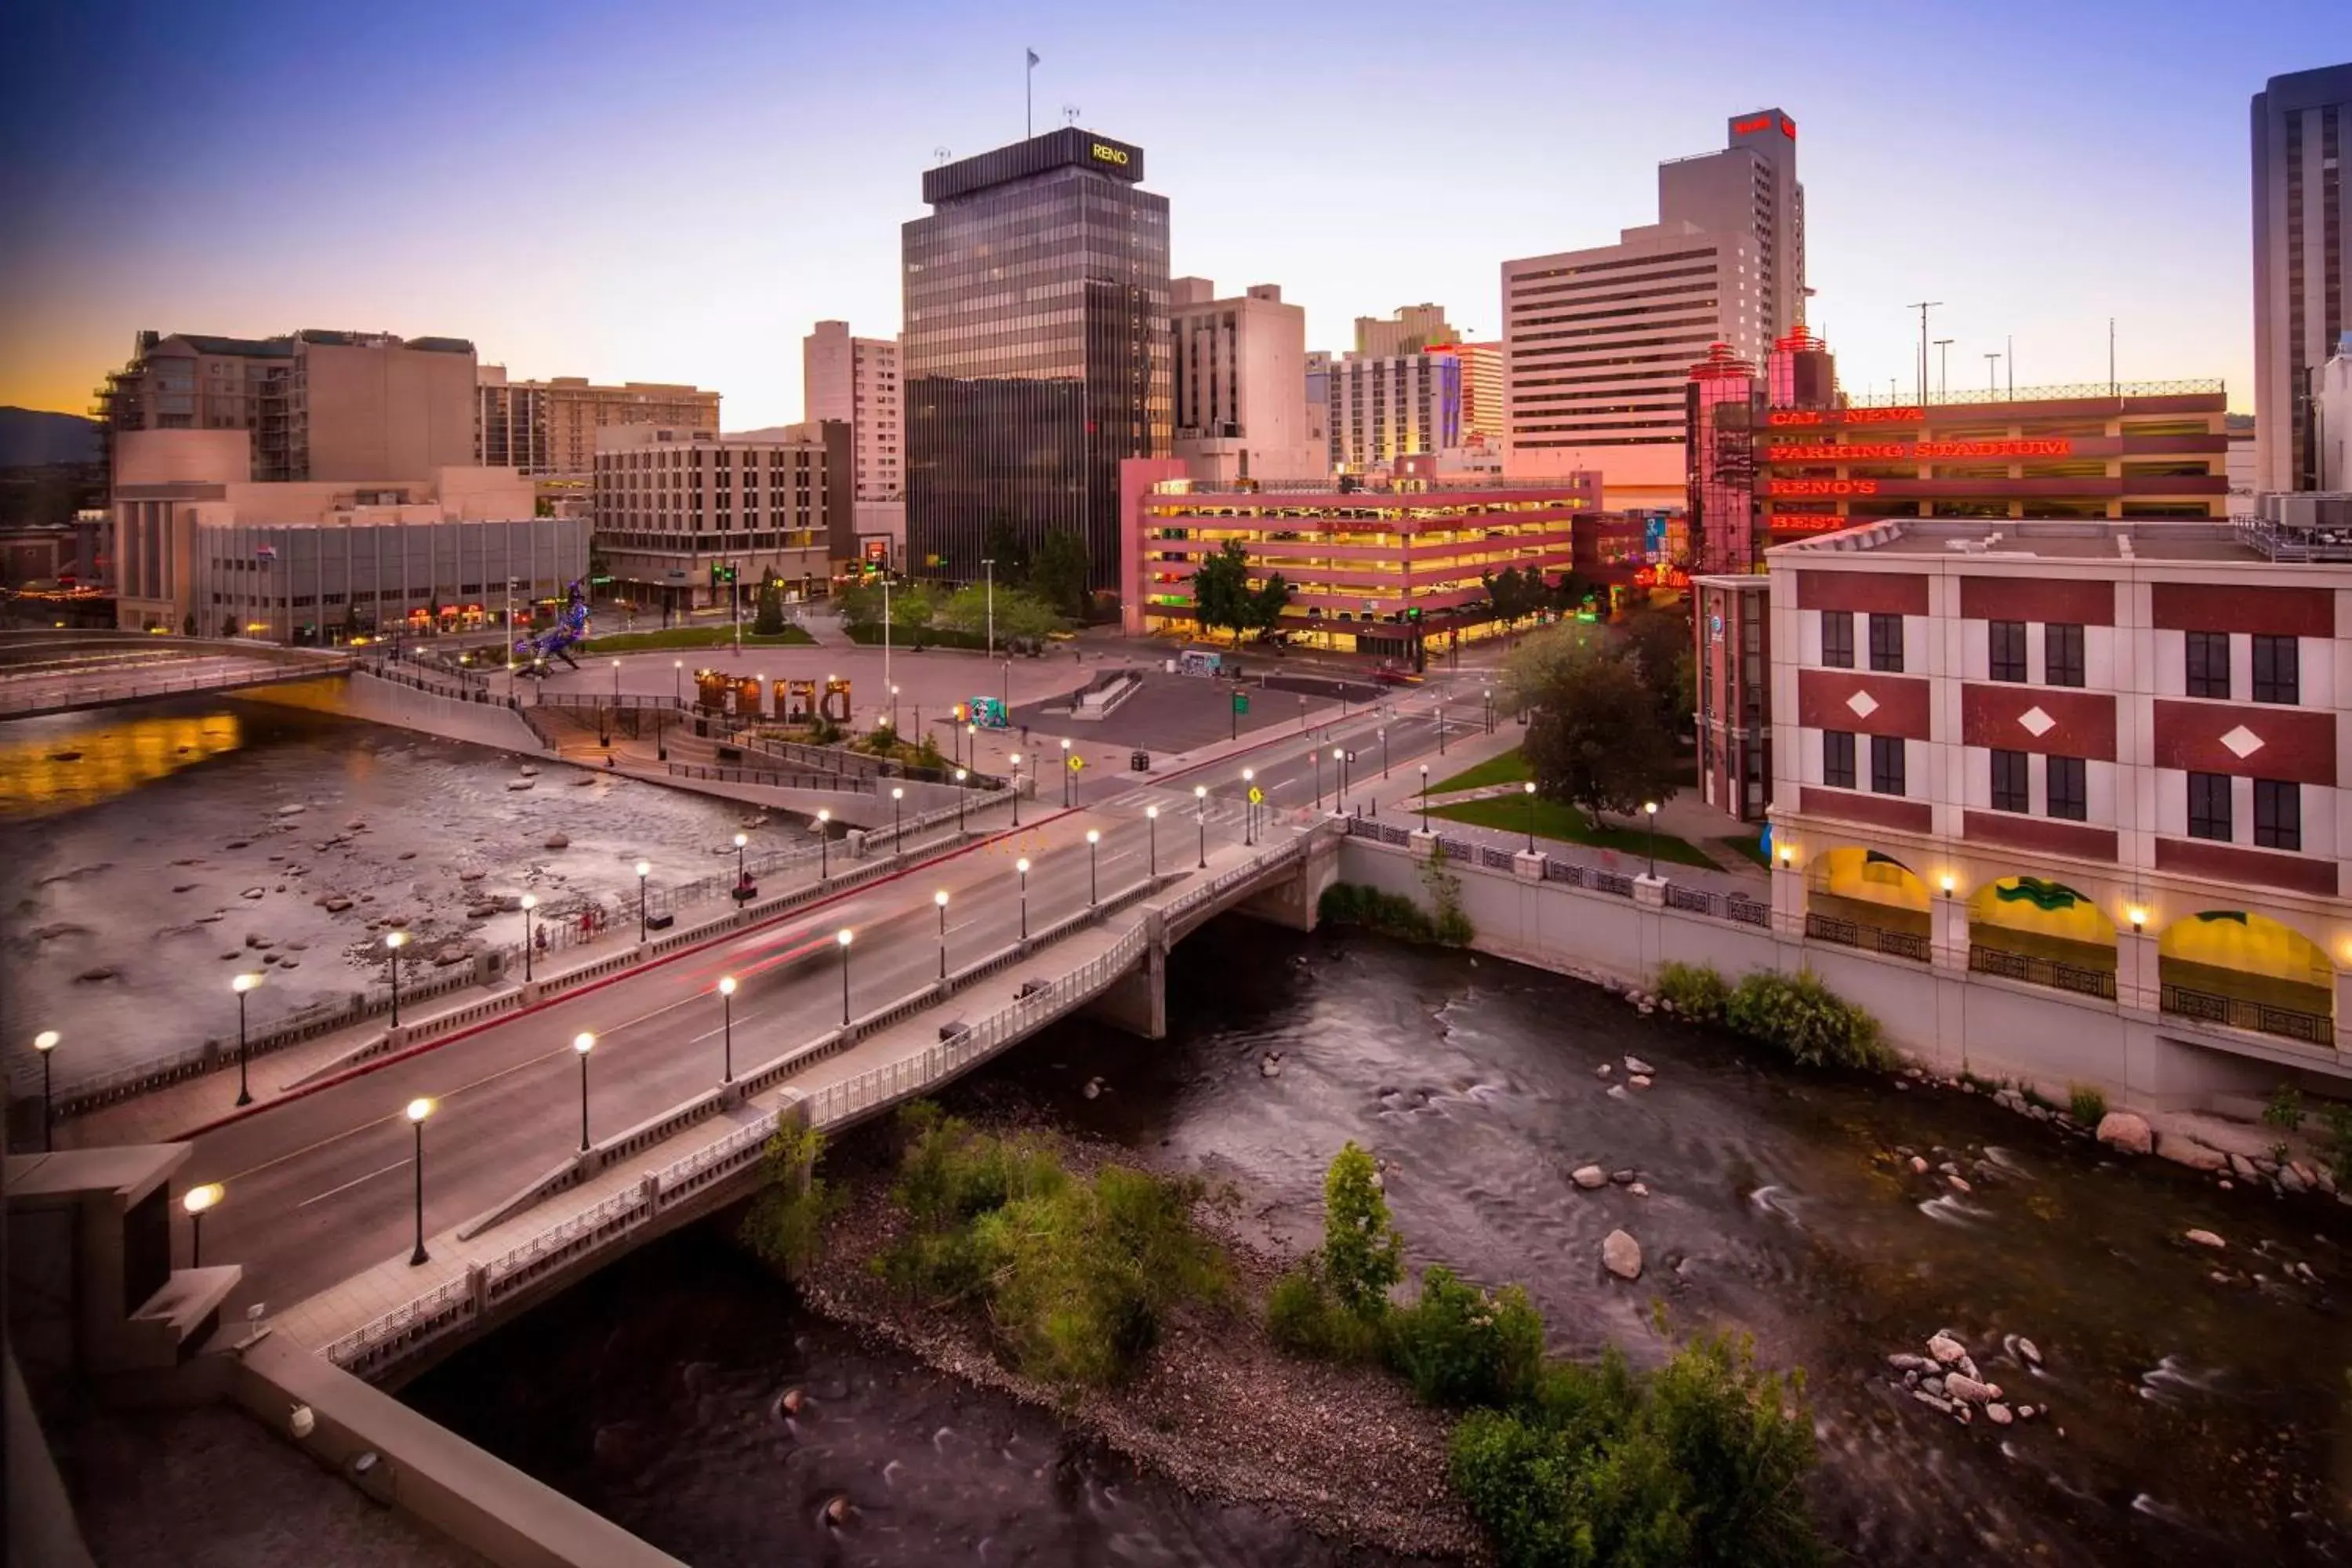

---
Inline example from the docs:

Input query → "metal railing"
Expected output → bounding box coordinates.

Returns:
[1835,379,2225,409]
[1805,913,1931,963]
[2159,984,2332,1046]
[1968,946,2117,1000]
[665,762,869,792]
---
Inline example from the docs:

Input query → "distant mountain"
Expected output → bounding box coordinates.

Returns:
[0,408,102,468]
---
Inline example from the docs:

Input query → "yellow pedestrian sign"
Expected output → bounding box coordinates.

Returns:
[1067,753,1085,772]
[1247,786,1264,804]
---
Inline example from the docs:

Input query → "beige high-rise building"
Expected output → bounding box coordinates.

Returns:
[2252,63,2352,492]
[1168,278,1321,481]
[476,368,721,479]
[98,328,478,485]
[592,423,851,612]
[1352,303,1459,360]
[802,321,902,502]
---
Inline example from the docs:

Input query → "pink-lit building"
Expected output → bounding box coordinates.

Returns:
[1120,456,1600,662]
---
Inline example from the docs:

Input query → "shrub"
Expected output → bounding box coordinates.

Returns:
[2264,1083,2306,1133]
[1654,960,1729,1023]
[1723,971,1891,1072]
[2320,1103,2352,1175]
[1267,1265,1333,1352]
[1450,1335,1824,1568]
[739,1118,833,1280]
[1319,883,1437,942]
[1385,1266,1546,1408]
[2067,1083,2107,1124]
[1320,1142,1402,1320]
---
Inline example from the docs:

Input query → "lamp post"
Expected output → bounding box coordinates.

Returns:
[1087,828,1101,906]
[815,808,831,879]
[1483,687,1494,734]
[891,683,901,732]
[183,1182,223,1268]
[31,1029,59,1152]
[1016,858,1030,941]
[1380,725,1389,779]
[406,1098,433,1265]
[1241,768,1256,846]
[935,889,952,978]
[1523,780,1537,853]
[1332,746,1347,813]
[1642,800,1659,877]
[231,971,263,1107]
[385,931,408,1025]
[954,768,968,833]
[1194,786,1207,868]
[635,859,651,940]
[1060,738,1073,807]
[572,1031,596,1150]
[521,893,537,980]
[717,976,736,1083]
[1146,804,1159,878]
[733,832,749,901]
[1437,700,1447,753]
[1313,746,1323,809]
[1419,765,1430,833]
[891,785,905,844]
[837,928,855,1025]
[673,659,683,705]
[1009,753,1023,826]
[982,557,996,657]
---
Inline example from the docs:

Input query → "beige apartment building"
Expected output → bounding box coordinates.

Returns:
[96,329,478,484]
[801,321,902,502]
[1168,278,1322,482]
[1353,303,1459,359]
[476,365,720,496]
[591,424,851,612]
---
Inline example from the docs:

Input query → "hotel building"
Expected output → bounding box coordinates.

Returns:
[1353,303,1459,359]
[1327,353,1463,473]
[590,424,851,611]
[902,128,1170,588]
[802,321,902,502]
[2252,62,2352,492]
[1119,454,1599,662]
[1168,279,1321,482]
[475,368,720,488]
[1755,513,2352,1069]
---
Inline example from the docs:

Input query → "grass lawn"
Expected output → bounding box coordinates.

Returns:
[1718,833,1773,869]
[1423,748,1533,794]
[1429,795,1717,869]
[584,625,814,653]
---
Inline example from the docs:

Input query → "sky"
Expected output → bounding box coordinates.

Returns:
[1,1,2338,426]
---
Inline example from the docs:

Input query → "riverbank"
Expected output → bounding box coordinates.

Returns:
[791,1109,1483,1561]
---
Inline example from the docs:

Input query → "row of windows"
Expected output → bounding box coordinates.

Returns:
[2188,774,2301,850]
[1820,730,1905,795]
[2187,630,2299,702]
[1985,620,2084,686]
[1819,610,1906,673]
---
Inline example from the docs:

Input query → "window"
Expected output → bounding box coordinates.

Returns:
[1988,620,2026,683]
[2254,780,2301,851]
[1867,613,1904,673]
[1870,735,1906,796]
[2252,635,2298,705]
[2184,631,2229,699]
[2046,756,2087,821]
[1991,749,2029,812]
[1823,730,1855,789]
[2187,772,2232,842]
[2044,622,2085,688]
[1820,609,1853,669]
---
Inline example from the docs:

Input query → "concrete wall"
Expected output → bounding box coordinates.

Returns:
[1338,839,2299,1110]
[251,673,548,755]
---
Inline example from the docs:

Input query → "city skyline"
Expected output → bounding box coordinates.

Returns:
[1,2,2339,428]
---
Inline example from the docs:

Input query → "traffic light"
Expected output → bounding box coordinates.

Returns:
[710,563,739,587]
[1406,606,1423,622]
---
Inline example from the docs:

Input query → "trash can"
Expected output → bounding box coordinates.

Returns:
[1130,749,1150,772]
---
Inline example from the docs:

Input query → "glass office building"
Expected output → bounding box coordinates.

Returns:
[903,128,1171,593]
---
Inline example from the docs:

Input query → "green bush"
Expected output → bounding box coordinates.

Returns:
[1319,883,1438,942]
[2264,1083,2306,1132]
[1385,1266,1546,1408]
[1723,971,1891,1071]
[1267,1265,1334,1352]
[1654,960,1729,1024]
[1320,1142,1403,1320]
[2067,1083,2107,1124]
[1450,1335,1824,1568]
[739,1118,834,1280]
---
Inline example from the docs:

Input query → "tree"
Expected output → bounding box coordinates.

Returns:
[1616,604,1695,737]
[752,572,787,636]
[1250,570,1294,641]
[185,612,201,637]
[1190,539,1254,645]
[835,579,884,631]
[890,582,937,648]
[1320,1142,1402,1320]
[1033,530,1091,621]
[982,514,1032,586]
[1482,567,1524,633]
[1512,627,1682,827]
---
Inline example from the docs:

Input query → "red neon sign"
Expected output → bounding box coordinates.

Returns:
[1732,114,1772,135]
[1779,114,1796,138]
[1767,407,1924,427]
[1768,479,1879,496]
[1766,437,2074,463]
[1762,514,1853,532]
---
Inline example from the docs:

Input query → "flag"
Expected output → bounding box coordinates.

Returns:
[1026,48,1040,67]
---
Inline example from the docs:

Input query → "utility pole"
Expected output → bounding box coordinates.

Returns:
[1906,302,1942,409]
[1933,339,1954,402]
[881,572,892,728]
[2005,334,2013,399]
[981,558,995,659]
[1984,351,2002,395]
[2107,318,2117,395]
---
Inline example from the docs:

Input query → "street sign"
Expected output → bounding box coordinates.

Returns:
[1232,692,1250,714]
[1068,754,1085,772]
[1247,786,1264,805]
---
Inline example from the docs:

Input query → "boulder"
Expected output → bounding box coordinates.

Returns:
[1909,1156,1930,1174]
[2154,1132,2228,1174]
[2227,1152,2259,1182]
[544,834,571,851]
[2094,1111,2152,1156]
[1926,1333,1968,1367]
[1628,1181,1650,1197]
[1624,1055,1655,1076]
[1886,1352,1933,1373]
[1610,1169,1637,1185]
[1601,1229,1642,1280]
[2016,1338,2042,1367]
[1911,1391,1953,1414]
[1572,1164,1609,1190]
[277,803,306,816]
[1606,1084,1628,1100]
[1595,1064,1613,1077]
[241,887,267,900]
[2183,1228,2226,1249]
[1630,1074,1653,1090]
[1947,1174,1972,1193]
[1944,1374,1998,1403]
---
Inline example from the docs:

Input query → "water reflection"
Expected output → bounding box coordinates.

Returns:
[0,708,244,818]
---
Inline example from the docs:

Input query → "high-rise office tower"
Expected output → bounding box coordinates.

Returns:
[802,321,902,502]
[2252,63,2352,492]
[902,128,1170,589]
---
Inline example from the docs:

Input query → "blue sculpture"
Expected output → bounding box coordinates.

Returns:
[514,580,591,673]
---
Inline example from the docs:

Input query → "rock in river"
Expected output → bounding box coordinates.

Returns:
[2095,1111,2152,1156]
[2184,1228,2227,1249]
[1601,1229,1642,1279]
[1572,1164,1609,1190]
[1624,1054,1655,1076]
[1927,1333,1968,1367]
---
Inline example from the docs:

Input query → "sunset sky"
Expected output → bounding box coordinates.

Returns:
[2,2,2336,425]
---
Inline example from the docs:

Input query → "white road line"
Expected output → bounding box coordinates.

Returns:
[296,1156,410,1208]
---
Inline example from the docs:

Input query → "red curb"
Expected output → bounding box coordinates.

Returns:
[172,808,1081,1142]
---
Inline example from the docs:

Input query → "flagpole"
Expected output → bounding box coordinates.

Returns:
[1025,49,1033,138]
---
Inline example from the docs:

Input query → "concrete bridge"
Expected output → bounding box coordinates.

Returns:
[0,630,351,719]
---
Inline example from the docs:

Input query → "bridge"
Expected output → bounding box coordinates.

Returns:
[0,630,350,719]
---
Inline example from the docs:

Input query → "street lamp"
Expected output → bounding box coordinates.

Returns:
[1483,687,1494,734]
[521,893,537,982]
[717,976,736,1083]
[815,808,831,879]
[1146,804,1159,878]
[1087,828,1101,906]
[1009,753,1023,826]
[935,889,952,978]
[1438,699,1447,754]
[183,1182,223,1268]
[572,1031,595,1152]
[1332,746,1347,813]
[231,971,263,1107]
[837,928,855,1025]
[406,1098,434,1265]
[981,557,996,656]
[1642,800,1659,877]
[1380,725,1389,779]
[1242,767,1256,846]
[1419,765,1430,833]
[635,859,651,940]
[891,684,901,731]
[673,659,683,705]
[385,931,408,1025]
[1523,780,1537,853]
[891,785,905,844]
[1194,785,1208,868]
[1313,746,1324,809]
[733,832,750,902]
[954,768,968,833]
[31,1030,57,1152]
[1016,858,1031,941]
[1060,738,1073,807]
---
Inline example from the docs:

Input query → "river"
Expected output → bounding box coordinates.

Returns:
[409,920,2349,1566]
